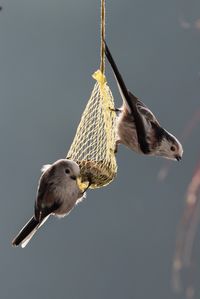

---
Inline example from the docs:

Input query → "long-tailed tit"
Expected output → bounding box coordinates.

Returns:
[105,42,183,161]
[12,159,85,248]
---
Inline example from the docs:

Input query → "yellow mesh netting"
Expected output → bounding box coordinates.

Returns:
[67,0,117,190]
[67,70,117,189]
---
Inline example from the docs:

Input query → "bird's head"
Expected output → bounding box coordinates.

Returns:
[154,131,183,161]
[41,159,81,185]
[53,159,80,181]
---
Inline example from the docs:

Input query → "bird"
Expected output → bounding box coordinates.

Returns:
[104,41,183,161]
[12,159,86,248]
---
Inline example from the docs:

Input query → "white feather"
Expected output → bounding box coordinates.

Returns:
[21,216,49,248]
[41,164,52,173]
[76,192,87,205]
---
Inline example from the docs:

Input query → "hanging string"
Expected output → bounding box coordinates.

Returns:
[100,0,105,74]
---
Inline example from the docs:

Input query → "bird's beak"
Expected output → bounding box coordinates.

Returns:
[176,155,182,161]
[76,176,90,192]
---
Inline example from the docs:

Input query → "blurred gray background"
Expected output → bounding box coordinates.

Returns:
[0,0,199,298]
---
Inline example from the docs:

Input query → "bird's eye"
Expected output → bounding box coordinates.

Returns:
[170,146,176,152]
[65,168,70,174]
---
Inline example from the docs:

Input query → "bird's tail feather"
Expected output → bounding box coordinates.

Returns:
[104,41,150,154]
[12,216,49,248]
[104,41,131,108]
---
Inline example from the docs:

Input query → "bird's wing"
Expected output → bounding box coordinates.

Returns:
[104,41,160,129]
[128,91,160,126]
[35,171,62,220]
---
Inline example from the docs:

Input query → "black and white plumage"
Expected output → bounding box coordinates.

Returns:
[12,159,85,248]
[105,42,183,161]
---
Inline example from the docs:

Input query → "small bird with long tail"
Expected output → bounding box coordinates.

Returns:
[12,159,85,248]
[104,42,183,161]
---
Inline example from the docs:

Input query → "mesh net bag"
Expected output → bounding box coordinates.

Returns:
[67,70,117,189]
